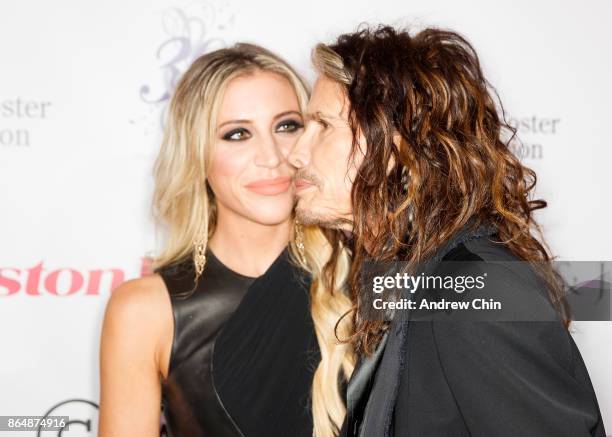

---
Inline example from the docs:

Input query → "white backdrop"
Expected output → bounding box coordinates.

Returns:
[1,0,611,435]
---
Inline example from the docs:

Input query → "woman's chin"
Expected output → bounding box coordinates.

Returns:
[244,205,295,227]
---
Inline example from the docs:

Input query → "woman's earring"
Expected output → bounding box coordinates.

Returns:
[193,237,207,277]
[294,218,307,265]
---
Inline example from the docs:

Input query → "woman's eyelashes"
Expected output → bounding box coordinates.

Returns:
[275,118,304,134]
[222,127,251,141]
[220,119,304,142]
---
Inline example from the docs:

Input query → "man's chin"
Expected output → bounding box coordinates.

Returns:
[295,205,351,230]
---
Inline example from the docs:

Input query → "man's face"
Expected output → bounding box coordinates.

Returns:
[288,75,364,230]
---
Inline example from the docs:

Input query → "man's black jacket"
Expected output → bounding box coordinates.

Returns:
[342,223,606,437]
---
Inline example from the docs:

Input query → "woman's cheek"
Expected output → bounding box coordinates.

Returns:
[208,146,252,197]
[212,147,241,176]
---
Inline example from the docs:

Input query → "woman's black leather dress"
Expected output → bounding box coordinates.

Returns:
[155,247,319,437]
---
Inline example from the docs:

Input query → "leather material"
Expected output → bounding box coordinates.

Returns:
[156,246,318,437]
[157,249,256,437]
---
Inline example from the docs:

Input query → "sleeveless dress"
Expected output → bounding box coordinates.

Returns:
[155,247,320,437]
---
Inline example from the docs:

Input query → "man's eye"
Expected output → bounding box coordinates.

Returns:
[317,119,329,130]
[222,128,250,141]
[276,119,304,133]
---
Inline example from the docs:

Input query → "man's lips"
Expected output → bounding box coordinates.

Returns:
[244,176,292,195]
[294,178,315,192]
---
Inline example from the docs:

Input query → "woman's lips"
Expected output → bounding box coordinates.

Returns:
[244,176,292,195]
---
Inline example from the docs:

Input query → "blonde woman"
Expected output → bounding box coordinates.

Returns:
[99,43,354,437]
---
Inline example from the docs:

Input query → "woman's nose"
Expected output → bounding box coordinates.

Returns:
[254,136,283,168]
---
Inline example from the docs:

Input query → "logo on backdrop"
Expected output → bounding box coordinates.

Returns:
[39,398,169,436]
[0,257,152,297]
[38,399,98,436]
[0,98,53,148]
[507,115,560,160]
[131,0,234,135]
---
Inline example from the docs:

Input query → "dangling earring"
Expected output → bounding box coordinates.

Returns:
[193,236,207,277]
[294,218,307,265]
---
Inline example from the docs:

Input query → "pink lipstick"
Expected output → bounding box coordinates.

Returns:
[244,176,292,195]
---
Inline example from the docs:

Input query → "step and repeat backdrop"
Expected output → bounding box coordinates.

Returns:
[1,0,611,435]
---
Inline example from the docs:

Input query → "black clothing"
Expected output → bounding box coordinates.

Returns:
[156,247,319,437]
[344,223,606,437]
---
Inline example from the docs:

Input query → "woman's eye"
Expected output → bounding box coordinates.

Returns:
[222,128,250,141]
[276,119,304,133]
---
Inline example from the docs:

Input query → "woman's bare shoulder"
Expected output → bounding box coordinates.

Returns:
[105,275,170,323]
[101,274,173,376]
[99,274,173,434]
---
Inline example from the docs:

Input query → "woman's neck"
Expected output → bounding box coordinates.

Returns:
[207,208,292,278]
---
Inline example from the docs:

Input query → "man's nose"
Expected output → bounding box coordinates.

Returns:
[288,129,311,169]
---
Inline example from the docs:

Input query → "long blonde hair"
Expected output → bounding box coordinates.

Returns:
[298,226,355,436]
[151,42,354,436]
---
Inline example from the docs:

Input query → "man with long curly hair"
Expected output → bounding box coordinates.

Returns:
[289,25,606,437]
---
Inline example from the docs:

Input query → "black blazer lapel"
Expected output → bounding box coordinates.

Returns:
[344,329,388,437]
[359,309,410,437]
